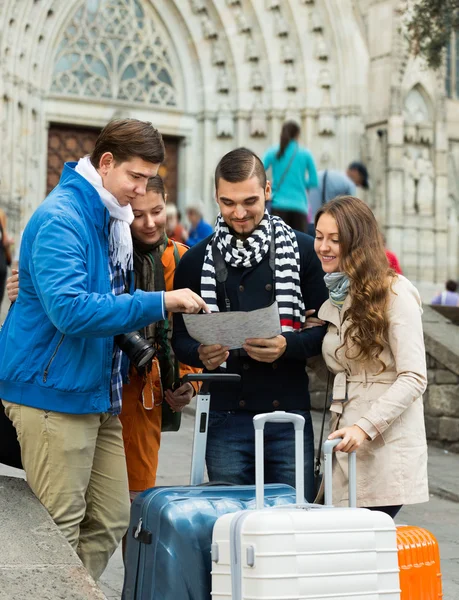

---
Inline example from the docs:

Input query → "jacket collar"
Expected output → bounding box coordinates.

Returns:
[59,162,109,230]
[318,293,352,329]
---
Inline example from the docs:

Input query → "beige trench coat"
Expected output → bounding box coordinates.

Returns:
[318,275,429,507]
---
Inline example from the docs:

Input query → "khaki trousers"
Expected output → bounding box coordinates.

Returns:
[2,401,130,581]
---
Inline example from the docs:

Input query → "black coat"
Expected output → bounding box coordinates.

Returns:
[172,232,328,412]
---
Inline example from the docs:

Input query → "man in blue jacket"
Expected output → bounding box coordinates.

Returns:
[0,119,206,580]
[172,148,328,501]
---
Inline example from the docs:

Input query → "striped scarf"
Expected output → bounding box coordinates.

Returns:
[201,212,305,331]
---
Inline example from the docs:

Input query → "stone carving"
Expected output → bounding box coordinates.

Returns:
[234,8,251,33]
[315,35,329,60]
[416,148,435,216]
[275,13,289,37]
[51,0,177,106]
[403,148,419,215]
[318,68,331,88]
[216,103,234,138]
[216,68,230,93]
[281,40,295,63]
[212,42,226,66]
[190,0,207,12]
[310,12,323,32]
[250,97,267,137]
[251,68,264,91]
[318,90,335,135]
[202,14,218,39]
[285,63,297,91]
[246,37,259,62]
[266,0,281,9]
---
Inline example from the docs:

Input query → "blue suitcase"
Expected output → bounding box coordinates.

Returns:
[122,374,298,600]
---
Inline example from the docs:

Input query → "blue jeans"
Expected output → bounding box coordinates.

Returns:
[206,410,315,502]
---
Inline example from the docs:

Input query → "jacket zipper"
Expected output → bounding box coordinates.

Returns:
[43,334,65,382]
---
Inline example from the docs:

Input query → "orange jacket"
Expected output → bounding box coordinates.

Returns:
[120,239,200,492]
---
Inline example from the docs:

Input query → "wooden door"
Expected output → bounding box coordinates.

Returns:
[47,124,180,204]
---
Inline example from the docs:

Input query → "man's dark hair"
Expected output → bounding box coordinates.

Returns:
[90,119,165,168]
[348,161,369,190]
[446,279,458,292]
[214,147,266,190]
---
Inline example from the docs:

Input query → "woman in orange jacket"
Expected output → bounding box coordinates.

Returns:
[122,175,200,496]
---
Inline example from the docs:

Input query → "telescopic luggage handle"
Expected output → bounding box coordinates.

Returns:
[253,412,305,509]
[185,373,241,486]
[323,438,357,508]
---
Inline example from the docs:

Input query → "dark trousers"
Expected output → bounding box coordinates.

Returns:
[205,409,315,502]
[272,209,308,233]
[0,268,6,306]
[367,505,403,519]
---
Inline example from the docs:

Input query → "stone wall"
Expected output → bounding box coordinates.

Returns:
[307,305,459,453]
[0,476,107,600]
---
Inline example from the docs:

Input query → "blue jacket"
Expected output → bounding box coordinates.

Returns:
[263,141,318,214]
[0,163,165,414]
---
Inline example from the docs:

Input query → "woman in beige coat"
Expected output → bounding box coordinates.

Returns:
[313,196,428,518]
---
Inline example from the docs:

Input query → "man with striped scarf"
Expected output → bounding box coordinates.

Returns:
[172,148,328,500]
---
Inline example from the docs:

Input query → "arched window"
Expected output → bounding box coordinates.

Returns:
[51,0,177,107]
[446,29,459,100]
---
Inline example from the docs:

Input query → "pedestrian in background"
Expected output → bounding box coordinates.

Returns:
[166,203,187,244]
[186,201,213,247]
[312,196,428,518]
[383,235,403,275]
[431,280,459,306]
[307,162,369,236]
[263,121,318,233]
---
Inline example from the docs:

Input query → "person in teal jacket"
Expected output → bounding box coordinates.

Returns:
[0,119,206,581]
[263,121,318,233]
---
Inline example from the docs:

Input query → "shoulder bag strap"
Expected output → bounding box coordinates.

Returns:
[314,372,332,481]
[273,146,298,196]
[321,170,328,206]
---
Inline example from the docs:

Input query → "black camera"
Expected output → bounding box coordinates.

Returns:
[115,331,155,369]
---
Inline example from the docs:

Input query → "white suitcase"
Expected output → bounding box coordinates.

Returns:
[211,411,401,600]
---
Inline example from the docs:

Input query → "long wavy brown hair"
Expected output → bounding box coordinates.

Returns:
[315,196,395,371]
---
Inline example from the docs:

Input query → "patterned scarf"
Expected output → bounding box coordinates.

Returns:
[201,211,305,331]
[324,272,350,310]
[133,235,175,391]
[76,156,134,272]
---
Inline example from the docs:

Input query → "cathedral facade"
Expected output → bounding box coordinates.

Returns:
[1,0,458,298]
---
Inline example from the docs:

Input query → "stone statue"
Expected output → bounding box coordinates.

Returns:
[416,147,435,216]
[403,149,418,215]
[216,103,234,138]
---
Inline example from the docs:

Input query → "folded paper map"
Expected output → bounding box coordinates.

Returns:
[183,302,281,350]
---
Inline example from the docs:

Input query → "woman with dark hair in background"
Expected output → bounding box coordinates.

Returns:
[263,121,318,232]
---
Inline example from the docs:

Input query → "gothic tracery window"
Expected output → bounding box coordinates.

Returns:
[51,0,177,107]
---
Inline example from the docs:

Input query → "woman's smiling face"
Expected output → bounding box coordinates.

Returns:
[130,191,167,245]
[314,213,341,273]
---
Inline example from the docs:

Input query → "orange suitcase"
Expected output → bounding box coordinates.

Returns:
[397,525,442,599]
